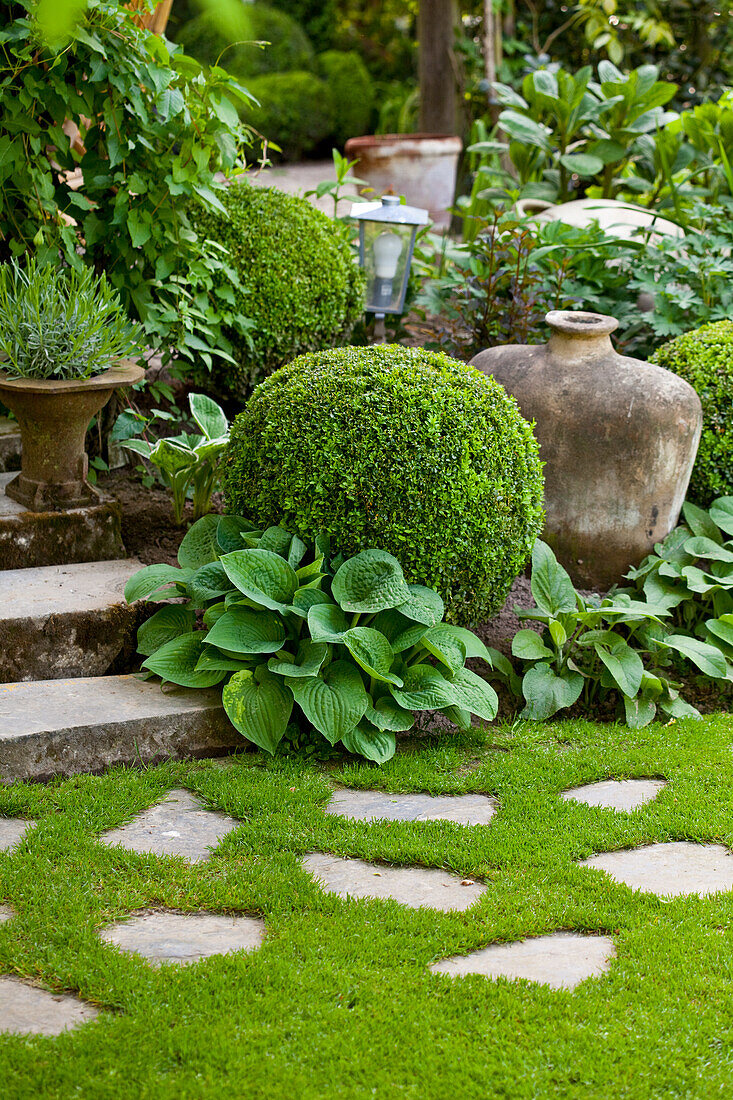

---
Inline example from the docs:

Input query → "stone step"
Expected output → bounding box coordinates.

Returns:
[0,417,21,473]
[0,472,124,569]
[0,559,148,682]
[0,675,237,783]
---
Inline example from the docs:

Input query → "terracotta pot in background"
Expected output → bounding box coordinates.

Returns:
[345,133,462,230]
[470,311,703,589]
[0,360,144,511]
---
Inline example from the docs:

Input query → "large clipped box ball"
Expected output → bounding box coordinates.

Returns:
[224,345,544,624]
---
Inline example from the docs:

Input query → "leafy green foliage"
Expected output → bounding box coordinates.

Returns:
[491,538,732,728]
[126,516,501,762]
[267,0,337,53]
[186,184,364,398]
[317,50,375,148]
[649,321,733,505]
[243,71,334,160]
[116,394,229,525]
[177,2,314,79]
[0,258,139,381]
[224,344,544,625]
[0,1,255,371]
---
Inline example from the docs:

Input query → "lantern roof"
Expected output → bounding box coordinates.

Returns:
[349,195,429,226]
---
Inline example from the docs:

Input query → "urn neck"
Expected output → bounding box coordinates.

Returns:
[545,310,618,361]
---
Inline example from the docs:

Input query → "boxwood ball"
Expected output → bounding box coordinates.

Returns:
[224,345,544,624]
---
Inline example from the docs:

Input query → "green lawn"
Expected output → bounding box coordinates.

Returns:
[2,716,733,1099]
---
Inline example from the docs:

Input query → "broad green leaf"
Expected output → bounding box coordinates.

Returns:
[150,437,193,475]
[439,705,472,731]
[142,632,225,688]
[369,608,428,653]
[258,526,293,558]
[341,722,396,764]
[195,646,250,672]
[391,665,455,712]
[395,584,444,626]
[499,109,551,151]
[223,666,293,753]
[682,500,723,544]
[217,515,258,554]
[683,536,733,563]
[189,392,228,441]
[512,629,554,660]
[189,561,232,603]
[623,693,656,729]
[593,640,644,698]
[709,497,733,537]
[365,697,414,732]
[548,620,567,647]
[664,634,728,678]
[288,535,308,569]
[308,603,349,642]
[446,626,493,664]
[293,588,332,614]
[332,549,410,613]
[124,563,189,603]
[659,694,700,719]
[295,555,324,582]
[220,549,298,613]
[521,664,583,720]
[420,625,467,674]
[446,667,498,722]
[205,607,286,655]
[203,601,227,627]
[178,514,220,569]
[289,660,369,745]
[136,605,196,656]
[530,540,577,616]
[342,627,401,686]
[559,153,604,176]
[705,615,733,651]
[268,640,329,679]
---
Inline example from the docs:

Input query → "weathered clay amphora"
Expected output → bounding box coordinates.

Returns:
[470,310,702,589]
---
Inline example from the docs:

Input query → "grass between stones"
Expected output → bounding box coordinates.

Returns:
[1,715,733,1098]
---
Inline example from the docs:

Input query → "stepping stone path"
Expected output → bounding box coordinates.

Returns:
[302,852,487,912]
[325,789,497,826]
[0,977,99,1036]
[100,910,266,966]
[562,778,666,811]
[0,905,12,923]
[430,932,615,991]
[579,841,733,898]
[101,788,240,862]
[0,817,33,852]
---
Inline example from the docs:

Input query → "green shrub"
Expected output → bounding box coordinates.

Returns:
[177,2,314,79]
[268,0,337,53]
[317,50,375,148]
[187,185,364,398]
[651,321,733,505]
[244,71,334,160]
[224,345,544,625]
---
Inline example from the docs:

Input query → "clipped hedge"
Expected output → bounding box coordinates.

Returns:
[177,3,314,79]
[268,0,337,52]
[318,50,375,148]
[187,184,364,398]
[651,321,733,505]
[244,71,333,160]
[224,345,544,625]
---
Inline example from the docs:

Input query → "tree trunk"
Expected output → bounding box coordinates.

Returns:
[418,0,459,135]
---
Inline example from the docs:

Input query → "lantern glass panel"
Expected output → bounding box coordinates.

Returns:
[361,221,414,314]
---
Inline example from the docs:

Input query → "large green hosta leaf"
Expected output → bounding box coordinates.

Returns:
[188,561,232,603]
[332,549,410,613]
[391,665,455,712]
[341,720,396,764]
[124,563,190,603]
[223,666,294,754]
[369,608,427,653]
[268,641,329,679]
[220,548,298,614]
[142,632,225,688]
[420,625,467,675]
[136,605,196,656]
[365,697,414,732]
[205,607,286,655]
[342,627,402,686]
[308,603,349,642]
[395,584,444,626]
[445,667,498,722]
[289,660,369,744]
[177,514,220,569]
[216,515,259,554]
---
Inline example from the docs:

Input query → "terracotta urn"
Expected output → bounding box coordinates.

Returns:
[0,359,144,511]
[470,311,703,588]
[344,134,462,230]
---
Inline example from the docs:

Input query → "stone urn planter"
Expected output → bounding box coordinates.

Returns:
[0,359,144,511]
[470,311,703,588]
[344,133,462,230]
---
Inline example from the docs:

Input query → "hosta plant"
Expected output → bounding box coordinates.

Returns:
[493,540,730,729]
[124,517,501,763]
[117,394,229,525]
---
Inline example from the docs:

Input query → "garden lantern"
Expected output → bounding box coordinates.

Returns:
[350,195,429,321]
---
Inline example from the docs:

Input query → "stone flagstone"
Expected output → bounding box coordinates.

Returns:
[561,778,666,812]
[100,910,266,966]
[579,841,733,898]
[100,788,240,862]
[0,817,33,852]
[0,905,13,924]
[0,977,99,1036]
[302,852,487,912]
[430,932,615,991]
[325,789,497,826]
